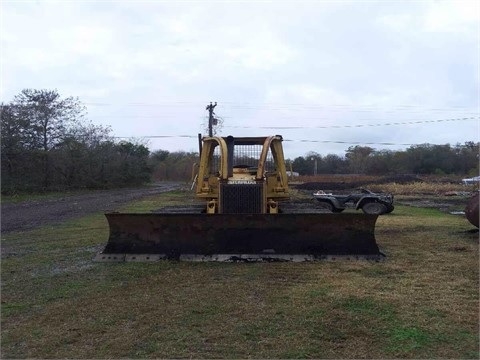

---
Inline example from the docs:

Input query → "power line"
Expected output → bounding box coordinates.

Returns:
[114,135,196,139]
[223,116,478,129]
[96,116,477,128]
[108,108,478,147]
[91,112,478,119]
[83,101,474,111]
[112,135,477,147]
[283,140,416,146]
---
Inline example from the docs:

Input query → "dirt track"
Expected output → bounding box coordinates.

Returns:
[1,182,183,234]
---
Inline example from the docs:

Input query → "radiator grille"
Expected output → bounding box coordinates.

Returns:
[220,183,263,214]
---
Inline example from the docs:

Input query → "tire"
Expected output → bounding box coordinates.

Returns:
[316,200,335,212]
[361,202,388,215]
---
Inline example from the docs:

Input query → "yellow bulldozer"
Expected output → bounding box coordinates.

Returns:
[96,135,383,262]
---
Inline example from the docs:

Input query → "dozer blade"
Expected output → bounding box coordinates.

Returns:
[95,213,384,262]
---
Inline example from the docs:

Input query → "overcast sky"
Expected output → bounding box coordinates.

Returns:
[1,0,479,158]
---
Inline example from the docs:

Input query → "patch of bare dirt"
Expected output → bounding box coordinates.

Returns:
[1,182,183,234]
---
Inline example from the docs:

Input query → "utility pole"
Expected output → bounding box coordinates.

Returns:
[310,157,318,176]
[206,102,217,137]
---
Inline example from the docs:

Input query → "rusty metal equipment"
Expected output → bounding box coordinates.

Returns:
[465,192,479,228]
[96,135,384,262]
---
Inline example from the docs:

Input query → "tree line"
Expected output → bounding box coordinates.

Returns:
[1,89,151,193]
[291,143,478,176]
[148,142,478,181]
[2,89,477,194]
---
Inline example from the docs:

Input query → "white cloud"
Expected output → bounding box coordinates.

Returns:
[223,28,296,70]
[378,0,479,35]
[1,1,477,157]
[266,84,350,105]
[423,0,480,33]
[50,25,115,56]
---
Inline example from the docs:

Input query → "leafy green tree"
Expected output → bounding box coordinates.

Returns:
[11,89,86,188]
[117,141,151,185]
[404,144,456,174]
[454,142,479,175]
[1,103,31,191]
[323,154,348,174]
[366,150,395,175]
[1,89,154,193]
[51,123,113,188]
[345,145,374,174]
[149,150,198,181]
[292,156,310,175]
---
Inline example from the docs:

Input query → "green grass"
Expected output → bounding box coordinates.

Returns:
[119,188,198,212]
[1,192,478,359]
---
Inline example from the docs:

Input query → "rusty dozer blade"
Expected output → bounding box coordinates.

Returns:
[95,213,384,262]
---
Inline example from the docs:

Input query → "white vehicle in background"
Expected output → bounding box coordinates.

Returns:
[462,176,480,185]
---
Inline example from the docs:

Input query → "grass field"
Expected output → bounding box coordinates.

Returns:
[1,190,478,359]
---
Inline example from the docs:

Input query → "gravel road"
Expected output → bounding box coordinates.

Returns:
[1,182,183,234]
